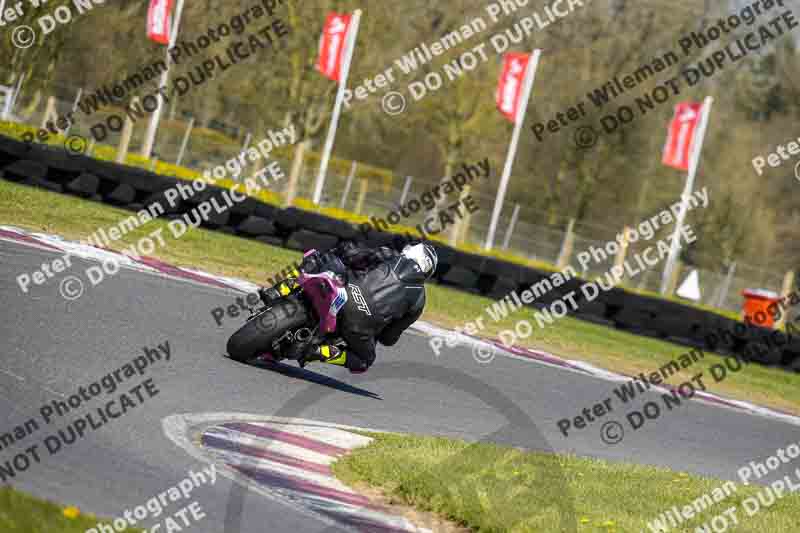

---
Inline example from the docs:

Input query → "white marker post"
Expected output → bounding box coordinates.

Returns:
[660,96,713,295]
[10,76,22,116]
[64,88,83,137]
[0,86,12,121]
[175,117,195,166]
[1,76,23,121]
[484,48,541,250]
[501,203,521,250]
[141,0,187,159]
[312,10,362,206]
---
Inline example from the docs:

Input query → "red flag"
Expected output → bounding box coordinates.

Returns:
[317,13,352,82]
[662,102,702,171]
[496,53,530,123]
[147,0,174,44]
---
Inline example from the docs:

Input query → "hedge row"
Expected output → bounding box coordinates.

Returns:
[2,135,798,372]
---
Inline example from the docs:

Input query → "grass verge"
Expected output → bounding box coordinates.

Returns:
[0,486,135,532]
[1,179,799,414]
[332,432,800,532]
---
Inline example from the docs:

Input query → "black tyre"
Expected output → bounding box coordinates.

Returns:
[226,296,311,363]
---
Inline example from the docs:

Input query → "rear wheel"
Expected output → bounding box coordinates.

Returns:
[226,296,311,363]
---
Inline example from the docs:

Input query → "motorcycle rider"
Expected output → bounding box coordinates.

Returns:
[258,240,438,373]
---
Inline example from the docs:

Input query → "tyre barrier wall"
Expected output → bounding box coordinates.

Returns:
[2,135,799,373]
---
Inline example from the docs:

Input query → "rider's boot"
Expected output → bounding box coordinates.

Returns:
[299,344,347,368]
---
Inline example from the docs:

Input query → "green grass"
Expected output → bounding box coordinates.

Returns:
[333,432,800,532]
[2,179,799,414]
[0,486,137,532]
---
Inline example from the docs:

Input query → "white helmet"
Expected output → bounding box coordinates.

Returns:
[402,243,438,279]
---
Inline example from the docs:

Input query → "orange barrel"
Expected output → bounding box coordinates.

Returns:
[741,289,781,328]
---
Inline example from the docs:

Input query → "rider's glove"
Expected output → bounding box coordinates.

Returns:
[258,287,281,306]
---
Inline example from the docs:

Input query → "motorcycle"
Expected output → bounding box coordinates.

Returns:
[226,249,349,366]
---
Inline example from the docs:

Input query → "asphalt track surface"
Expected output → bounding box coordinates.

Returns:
[2,238,799,532]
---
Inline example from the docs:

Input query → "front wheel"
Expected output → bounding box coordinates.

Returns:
[226,296,311,363]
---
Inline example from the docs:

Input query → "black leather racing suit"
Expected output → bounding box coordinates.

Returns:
[305,242,426,372]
